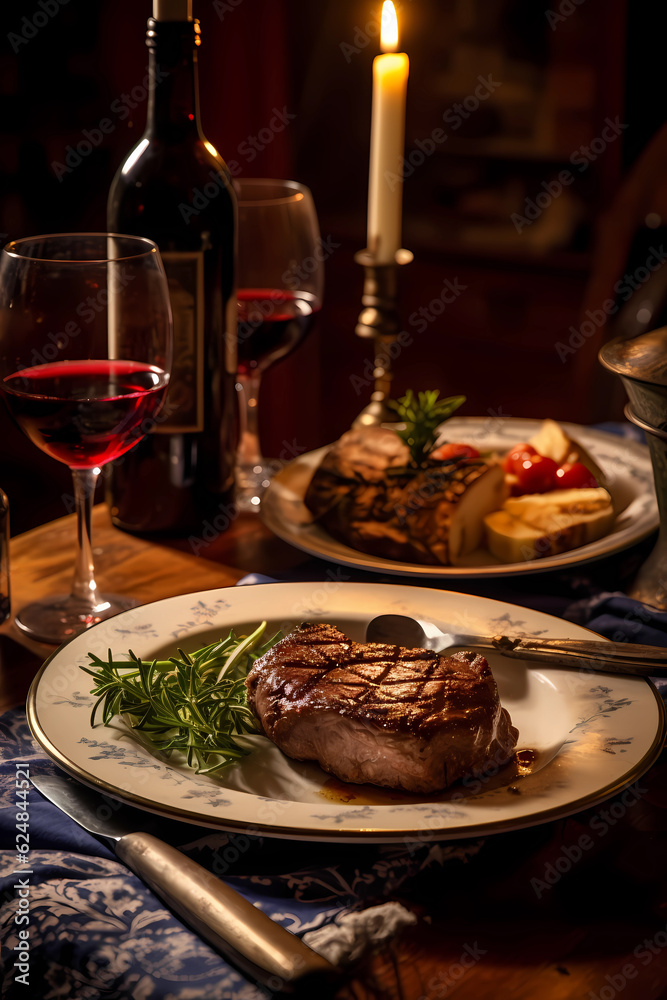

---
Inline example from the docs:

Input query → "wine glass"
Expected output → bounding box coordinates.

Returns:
[0,233,172,644]
[234,179,323,511]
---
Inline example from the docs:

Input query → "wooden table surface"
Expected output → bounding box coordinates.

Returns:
[2,505,667,1000]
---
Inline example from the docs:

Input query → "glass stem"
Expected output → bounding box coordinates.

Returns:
[237,372,263,469]
[70,468,100,607]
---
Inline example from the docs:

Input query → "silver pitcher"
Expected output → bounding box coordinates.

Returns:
[600,327,667,609]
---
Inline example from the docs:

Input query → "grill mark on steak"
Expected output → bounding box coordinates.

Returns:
[245,622,519,793]
[249,626,496,730]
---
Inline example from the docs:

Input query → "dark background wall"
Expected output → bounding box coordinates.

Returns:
[0,0,665,533]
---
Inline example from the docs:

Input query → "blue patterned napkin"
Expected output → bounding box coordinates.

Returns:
[566,591,667,646]
[565,591,667,697]
[0,708,477,999]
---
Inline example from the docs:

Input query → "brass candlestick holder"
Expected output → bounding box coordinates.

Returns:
[352,247,413,428]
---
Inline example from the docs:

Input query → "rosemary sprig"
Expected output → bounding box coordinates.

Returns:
[80,621,282,775]
[388,389,465,467]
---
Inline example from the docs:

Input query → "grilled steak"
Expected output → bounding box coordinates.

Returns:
[246,623,518,794]
[303,426,508,567]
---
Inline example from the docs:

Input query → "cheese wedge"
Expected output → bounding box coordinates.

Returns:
[504,487,612,525]
[528,418,571,465]
[527,419,606,485]
[484,487,615,562]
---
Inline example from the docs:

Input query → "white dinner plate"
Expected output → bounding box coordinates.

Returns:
[261,417,658,579]
[27,582,665,842]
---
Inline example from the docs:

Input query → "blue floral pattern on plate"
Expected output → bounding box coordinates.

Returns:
[25,584,665,845]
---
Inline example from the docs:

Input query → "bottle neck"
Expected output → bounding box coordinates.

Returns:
[145,18,202,141]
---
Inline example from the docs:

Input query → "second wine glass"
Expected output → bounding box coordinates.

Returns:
[234,179,323,511]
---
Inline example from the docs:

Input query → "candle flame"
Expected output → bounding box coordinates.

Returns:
[380,1,399,52]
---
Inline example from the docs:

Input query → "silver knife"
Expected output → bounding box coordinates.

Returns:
[365,614,667,677]
[32,773,339,994]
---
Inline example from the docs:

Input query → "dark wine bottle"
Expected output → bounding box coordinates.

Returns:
[107,0,237,536]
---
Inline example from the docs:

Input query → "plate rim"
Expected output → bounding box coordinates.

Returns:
[26,581,667,842]
[261,416,658,580]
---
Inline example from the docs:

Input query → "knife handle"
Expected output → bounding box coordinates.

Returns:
[492,636,667,677]
[115,832,339,993]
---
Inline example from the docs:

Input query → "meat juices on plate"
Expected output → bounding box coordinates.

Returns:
[245,623,519,794]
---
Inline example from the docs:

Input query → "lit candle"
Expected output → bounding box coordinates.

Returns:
[367,1,409,263]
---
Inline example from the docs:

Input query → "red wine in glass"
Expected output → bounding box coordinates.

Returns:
[234,179,323,511]
[2,359,168,468]
[0,232,172,645]
[237,289,322,376]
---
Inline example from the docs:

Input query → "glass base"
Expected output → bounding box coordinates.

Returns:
[235,460,284,513]
[15,593,138,646]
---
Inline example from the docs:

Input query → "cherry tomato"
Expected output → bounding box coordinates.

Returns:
[554,462,598,489]
[503,442,539,475]
[514,454,559,494]
[430,443,480,462]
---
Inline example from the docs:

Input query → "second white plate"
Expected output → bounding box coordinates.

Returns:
[261,417,658,579]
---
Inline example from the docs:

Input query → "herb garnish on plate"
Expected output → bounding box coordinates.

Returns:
[388,389,465,467]
[81,621,281,774]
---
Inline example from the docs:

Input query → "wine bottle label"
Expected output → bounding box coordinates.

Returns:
[153,0,193,21]
[225,292,238,376]
[156,250,204,433]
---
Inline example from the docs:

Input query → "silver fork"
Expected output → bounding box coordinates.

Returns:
[365,614,667,677]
